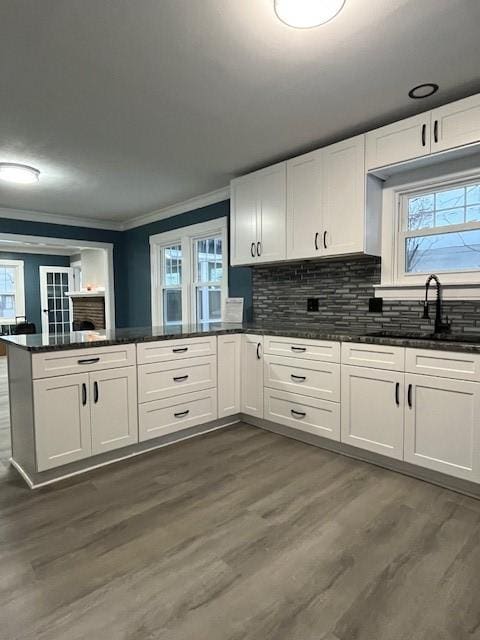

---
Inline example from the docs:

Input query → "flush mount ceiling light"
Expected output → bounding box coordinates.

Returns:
[0,163,40,184]
[408,83,439,99]
[274,0,346,28]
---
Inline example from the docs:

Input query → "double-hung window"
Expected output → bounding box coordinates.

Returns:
[0,259,25,324]
[150,218,228,326]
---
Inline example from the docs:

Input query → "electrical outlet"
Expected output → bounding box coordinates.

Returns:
[369,297,383,313]
[307,298,319,312]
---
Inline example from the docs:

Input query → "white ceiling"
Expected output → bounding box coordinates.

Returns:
[1,0,480,224]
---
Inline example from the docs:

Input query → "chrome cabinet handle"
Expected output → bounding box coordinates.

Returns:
[78,357,100,365]
[257,241,262,257]
[291,346,306,352]
[256,342,262,359]
[81,383,87,406]
[395,382,400,406]
[291,409,306,418]
[421,123,426,147]
[291,374,306,382]
[173,375,189,382]
[172,347,188,353]
[174,410,190,418]
[94,381,99,404]
[251,242,256,257]
[314,232,319,251]
[323,230,328,249]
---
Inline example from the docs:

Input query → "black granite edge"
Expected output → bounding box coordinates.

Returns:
[3,325,480,355]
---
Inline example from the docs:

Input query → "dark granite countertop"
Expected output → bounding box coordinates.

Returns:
[3,323,480,354]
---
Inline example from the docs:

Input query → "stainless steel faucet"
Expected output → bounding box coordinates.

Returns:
[423,274,451,334]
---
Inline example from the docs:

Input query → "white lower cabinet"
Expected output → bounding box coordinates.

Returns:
[139,389,217,441]
[404,374,480,482]
[34,367,139,471]
[241,334,264,418]
[341,365,404,460]
[217,334,241,418]
[90,366,138,455]
[34,373,92,471]
[264,388,340,441]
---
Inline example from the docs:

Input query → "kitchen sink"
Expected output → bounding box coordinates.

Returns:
[366,330,480,344]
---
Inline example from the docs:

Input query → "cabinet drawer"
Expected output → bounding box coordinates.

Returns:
[137,336,216,365]
[263,335,340,363]
[405,348,480,382]
[264,388,340,442]
[341,342,405,371]
[32,344,136,379]
[139,389,217,442]
[138,356,217,403]
[264,355,340,402]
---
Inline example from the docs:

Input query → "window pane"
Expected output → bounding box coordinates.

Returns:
[0,295,15,319]
[435,208,465,227]
[467,184,480,205]
[163,289,182,325]
[0,267,16,295]
[406,229,480,273]
[196,286,221,323]
[163,245,182,287]
[196,236,223,283]
[407,194,434,230]
[435,187,465,210]
[467,205,480,223]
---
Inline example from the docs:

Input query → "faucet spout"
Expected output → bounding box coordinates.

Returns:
[424,275,451,334]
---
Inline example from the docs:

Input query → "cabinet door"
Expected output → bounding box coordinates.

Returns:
[230,173,258,265]
[341,366,404,459]
[34,373,91,471]
[365,113,431,170]
[404,374,480,482]
[431,94,480,153]
[90,366,138,455]
[322,135,366,256]
[257,162,287,263]
[241,334,264,418]
[286,150,323,259]
[217,334,241,418]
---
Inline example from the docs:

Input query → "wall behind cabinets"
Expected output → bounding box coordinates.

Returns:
[252,256,480,335]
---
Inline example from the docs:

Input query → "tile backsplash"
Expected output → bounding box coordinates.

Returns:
[252,256,480,335]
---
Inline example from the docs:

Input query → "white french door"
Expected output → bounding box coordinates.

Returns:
[39,266,74,336]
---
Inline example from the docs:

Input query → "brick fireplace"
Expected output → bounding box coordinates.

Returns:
[71,295,106,329]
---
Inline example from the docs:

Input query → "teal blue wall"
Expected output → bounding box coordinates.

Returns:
[0,251,71,330]
[122,200,252,327]
[0,201,252,329]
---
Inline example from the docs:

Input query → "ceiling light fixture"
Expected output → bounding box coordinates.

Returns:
[408,83,439,99]
[274,0,346,28]
[0,163,40,184]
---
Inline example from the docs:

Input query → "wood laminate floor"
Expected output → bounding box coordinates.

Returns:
[0,356,479,639]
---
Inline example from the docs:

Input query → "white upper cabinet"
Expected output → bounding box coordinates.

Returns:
[322,135,368,256]
[230,162,286,266]
[431,94,480,153]
[365,113,431,171]
[286,150,323,259]
[230,172,258,265]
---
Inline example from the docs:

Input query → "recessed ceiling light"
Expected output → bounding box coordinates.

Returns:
[274,0,346,28]
[408,83,439,100]
[0,163,40,184]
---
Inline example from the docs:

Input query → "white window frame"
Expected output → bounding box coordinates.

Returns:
[150,218,228,326]
[376,167,480,300]
[0,259,25,323]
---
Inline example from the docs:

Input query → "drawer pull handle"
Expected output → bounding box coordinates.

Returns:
[78,357,100,365]
[172,347,188,353]
[291,374,306,382]
[174,410,190,418]
[173,375,189,382]
[291,346,306,352]
[291,409,306,419]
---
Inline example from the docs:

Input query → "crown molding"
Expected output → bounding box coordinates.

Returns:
[120,186,230,231]
[0,207,123,231]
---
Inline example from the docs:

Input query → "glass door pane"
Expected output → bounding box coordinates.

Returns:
[43,269,73,336]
